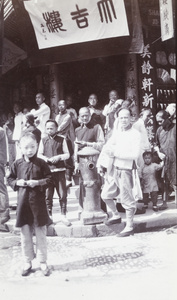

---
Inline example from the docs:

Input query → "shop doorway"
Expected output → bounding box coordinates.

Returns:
[61,55,126,112]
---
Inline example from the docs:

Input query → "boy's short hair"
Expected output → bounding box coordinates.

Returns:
[45,119,58,127]
[20,132,37,143]
[142,151,153,158]
[25,113,35,125]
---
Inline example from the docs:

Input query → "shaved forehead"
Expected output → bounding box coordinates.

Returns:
[79,107,90,115]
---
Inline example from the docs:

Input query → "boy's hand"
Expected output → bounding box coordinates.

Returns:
[48,156,61,164]
[26,180,39,188]
[97,166,106,177]
[16,179,27,187]
[75,141,87,146]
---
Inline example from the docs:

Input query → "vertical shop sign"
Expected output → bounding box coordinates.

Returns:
[139,44,156,144]
[159,0,174,41]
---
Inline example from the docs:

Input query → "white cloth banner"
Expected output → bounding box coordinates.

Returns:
[24,0,129,49]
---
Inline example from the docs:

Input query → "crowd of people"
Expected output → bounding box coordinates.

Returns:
[0,90,176,276]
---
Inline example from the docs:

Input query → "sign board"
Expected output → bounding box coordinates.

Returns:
[24,0,129,49]
[159,0,174,41]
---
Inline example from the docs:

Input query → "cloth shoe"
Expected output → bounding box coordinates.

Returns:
[152,205,158,212]
[117,229,134,237]
[104,215,121,226]
[21,262,32,276]
[66,180,72,188]
[159,202,168,210]
[60,215,72,226]
[40,263,50,276]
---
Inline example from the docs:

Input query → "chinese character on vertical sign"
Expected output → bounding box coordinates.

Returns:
[163,8,169,21]
[97,0,117,23]
[141,78,153,92]
[164,23,170,36]
[140,44,152,59]
[142,93,154,108]
[71,5,89,28]
[127,58,134,72]
[147,116,153,125]
[146,126,155,141]
[126,78,136,89]
[141,60,153,75]
[50,87,56,99]
[139,41,155,144]
[43,10,66,32]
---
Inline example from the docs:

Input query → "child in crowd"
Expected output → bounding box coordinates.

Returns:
[138,150,165,212]
[22,113,41,144]
[87,93,105,129]
[7,133,52,276]
[38,120,71,226]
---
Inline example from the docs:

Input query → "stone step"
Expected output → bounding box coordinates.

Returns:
[67,185,79,199]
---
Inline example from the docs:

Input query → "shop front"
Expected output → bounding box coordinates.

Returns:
[0,0,176,138]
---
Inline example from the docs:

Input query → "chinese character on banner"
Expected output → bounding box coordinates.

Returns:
[71,5,89,29]
[43,10,66,32]
[97,0,117,23]
[159,0,174,41]
[41,24,47,40]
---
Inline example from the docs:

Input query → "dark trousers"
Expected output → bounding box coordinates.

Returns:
[45,171,67,215]
[143,191,158,206]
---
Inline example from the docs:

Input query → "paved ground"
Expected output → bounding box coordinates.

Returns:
[1,185,177,300]
[0,228,177,300]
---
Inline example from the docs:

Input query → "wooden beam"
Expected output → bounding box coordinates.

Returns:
[0,0,4,76]
[28,36,132,67]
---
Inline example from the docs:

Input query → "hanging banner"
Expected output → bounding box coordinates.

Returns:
[159,0,174,41]
[24,0,129,50]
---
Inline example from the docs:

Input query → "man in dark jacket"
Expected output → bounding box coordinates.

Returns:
[74,107,106,214]
[38,119,71,226]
